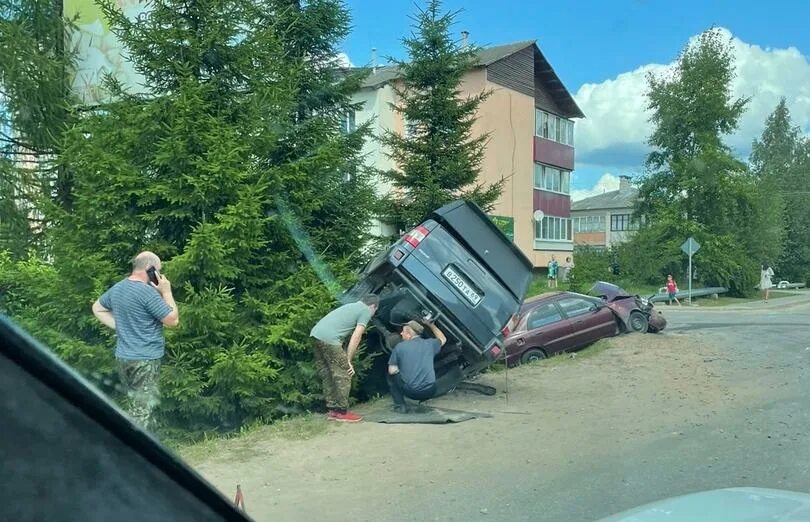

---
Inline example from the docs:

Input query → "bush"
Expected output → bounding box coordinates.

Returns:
[568,247,612,293]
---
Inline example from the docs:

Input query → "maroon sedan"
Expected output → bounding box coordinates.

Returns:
[504,283,666,365]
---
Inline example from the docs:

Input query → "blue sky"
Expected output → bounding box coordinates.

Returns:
[342,0,810,199]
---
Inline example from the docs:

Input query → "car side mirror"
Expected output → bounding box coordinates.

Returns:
[590,304,600,313]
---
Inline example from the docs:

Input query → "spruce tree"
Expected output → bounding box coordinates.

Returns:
[0,0,76,255]
[39,0,375,431]
[380,0,501,231]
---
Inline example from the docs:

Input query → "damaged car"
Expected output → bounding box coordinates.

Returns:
[503,283,666,365]
[342,200,533,396]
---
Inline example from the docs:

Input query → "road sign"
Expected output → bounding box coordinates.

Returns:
[533,210,545,223]
[681,237,701,256]
[680,237,700,304]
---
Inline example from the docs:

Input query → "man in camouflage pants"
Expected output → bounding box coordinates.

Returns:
[310,295,379,422]
[92,251,180,430]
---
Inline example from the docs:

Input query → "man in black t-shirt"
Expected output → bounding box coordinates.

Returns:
[387,320,446,412]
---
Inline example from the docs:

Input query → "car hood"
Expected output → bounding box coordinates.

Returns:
[596,487,810,521]
[590,281,633,302]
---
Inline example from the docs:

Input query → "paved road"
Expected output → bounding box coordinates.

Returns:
[192,294,810,522]
[537,296,810,521]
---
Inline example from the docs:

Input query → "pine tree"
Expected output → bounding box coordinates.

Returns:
[380,0,501,231]
[35,0,376,431]
[752,100,810,282]
[0,0,77,256]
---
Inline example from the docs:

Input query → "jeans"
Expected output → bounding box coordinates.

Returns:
[387,373,437,407]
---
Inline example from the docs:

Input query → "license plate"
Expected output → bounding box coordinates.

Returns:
[442,266,482,306]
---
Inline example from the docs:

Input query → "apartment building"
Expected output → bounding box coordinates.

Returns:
[351,39,584,267]
[571,176,639,248]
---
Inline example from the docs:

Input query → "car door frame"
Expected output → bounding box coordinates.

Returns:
[557,295,618,349]
[519,300,575,357]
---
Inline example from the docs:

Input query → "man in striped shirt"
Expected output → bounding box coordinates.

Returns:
[92,251,180,430]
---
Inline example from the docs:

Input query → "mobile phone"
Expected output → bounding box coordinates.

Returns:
[146,266,159,286]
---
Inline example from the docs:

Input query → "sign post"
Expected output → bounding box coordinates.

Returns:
[680,237,701,305]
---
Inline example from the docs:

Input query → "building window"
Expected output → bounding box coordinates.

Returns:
[610,214,639,231]
[533,163,571,195]
[535,108,574,146]
[573,215,606,233]
[340,111,356,134]
[535,215,572,242]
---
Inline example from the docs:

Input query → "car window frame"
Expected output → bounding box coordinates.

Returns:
[526,302,565,331]
[557,296,599,319]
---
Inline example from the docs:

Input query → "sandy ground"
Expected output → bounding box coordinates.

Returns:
[181,329,791,521]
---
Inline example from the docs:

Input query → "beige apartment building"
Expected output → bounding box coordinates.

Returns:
[350,40,584,268]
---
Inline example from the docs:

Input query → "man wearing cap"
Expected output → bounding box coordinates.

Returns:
[387,320,446,412]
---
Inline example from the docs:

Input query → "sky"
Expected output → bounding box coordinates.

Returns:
[341,0,810,200]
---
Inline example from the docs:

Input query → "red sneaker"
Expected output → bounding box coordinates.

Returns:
[327,410,363,422]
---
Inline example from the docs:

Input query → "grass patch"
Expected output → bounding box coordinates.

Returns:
[175,413,330,464]
[691,291,792,307]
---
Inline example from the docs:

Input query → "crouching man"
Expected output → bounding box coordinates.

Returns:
[387,320,446,413]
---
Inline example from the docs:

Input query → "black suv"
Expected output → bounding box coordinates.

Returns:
[344,200,533,395]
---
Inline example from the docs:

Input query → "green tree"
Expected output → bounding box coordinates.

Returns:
[0,0,77,256]
[4,0,377,432]
[751,99,810,282]
[633,29,766,294]
[380,0,501,231]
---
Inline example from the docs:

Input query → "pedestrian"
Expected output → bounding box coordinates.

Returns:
[387,320,446,413]
[562,256,574,283]
[760,262,775,302]
[665,274,681,306]
[547,255,559,289]
[310,294,379,422]
[92,251,180,431]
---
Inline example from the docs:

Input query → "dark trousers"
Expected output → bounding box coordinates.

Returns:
[387,373,437,407]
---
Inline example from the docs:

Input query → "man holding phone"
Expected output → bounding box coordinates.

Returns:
[92,251,180,430]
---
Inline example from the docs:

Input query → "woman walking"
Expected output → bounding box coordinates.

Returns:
[665,275,681,306]
[760,262,775,302]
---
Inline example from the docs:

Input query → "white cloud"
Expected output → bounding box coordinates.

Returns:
[571,173,621,201]
[573,27,810,170]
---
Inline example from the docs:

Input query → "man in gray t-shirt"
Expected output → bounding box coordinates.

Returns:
[310,295,379,422]
[92,251,180,430]
[387,320,446,412]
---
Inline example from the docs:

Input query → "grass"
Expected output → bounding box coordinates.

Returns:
[689,290,793,307]
[525,271,666,300]
[175,413,330,464]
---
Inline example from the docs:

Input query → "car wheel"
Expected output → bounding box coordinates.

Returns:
[629,311,649,333]
[520,348,547,364]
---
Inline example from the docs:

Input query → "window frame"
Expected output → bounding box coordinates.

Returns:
[535,108,574,146]
[534,215,573,242]
[533,163,572,196]
[557,297,597,319]
[527,303,564,331]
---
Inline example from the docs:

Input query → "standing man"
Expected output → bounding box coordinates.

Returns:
[92,251,180,431]
[387,320,446,413]
[310,295,379,422]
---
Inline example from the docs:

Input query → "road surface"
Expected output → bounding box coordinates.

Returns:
[186,293,810,521]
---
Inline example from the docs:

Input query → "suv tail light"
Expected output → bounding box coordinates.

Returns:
[403,226,430,248]
[500,314,518,338]
[489,344,502,357]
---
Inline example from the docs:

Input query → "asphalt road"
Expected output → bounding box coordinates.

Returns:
[191,293,810,522]
[533,295,810,521]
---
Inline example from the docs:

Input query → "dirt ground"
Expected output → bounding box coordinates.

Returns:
[181,329,783,521]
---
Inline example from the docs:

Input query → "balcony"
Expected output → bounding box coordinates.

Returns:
[534,136,574,171]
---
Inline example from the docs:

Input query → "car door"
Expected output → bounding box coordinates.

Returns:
[519,302,572,357]
[557,296,617,348]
